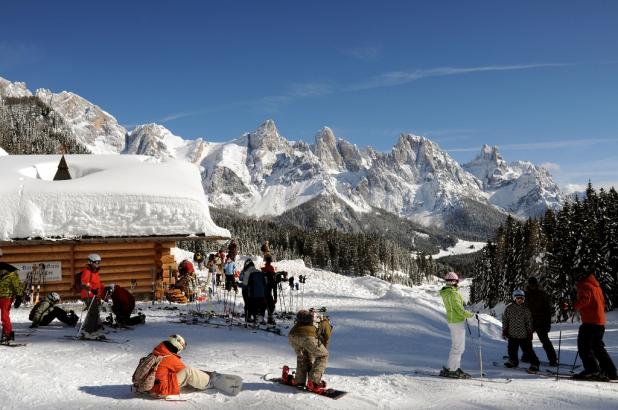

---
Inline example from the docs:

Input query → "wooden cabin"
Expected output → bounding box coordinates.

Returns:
[0,154,230,301]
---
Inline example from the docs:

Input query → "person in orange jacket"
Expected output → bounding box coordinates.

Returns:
[79,253,106,339]
[148,334,243,399]
[573,271,617,381]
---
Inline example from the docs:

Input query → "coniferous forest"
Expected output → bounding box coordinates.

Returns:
[471,184,618,314]
[180,209,442,287]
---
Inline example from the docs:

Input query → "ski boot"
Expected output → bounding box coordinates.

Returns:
[281,365,298,386]
[267,315,276,325]
[306,379,327,394]
[504,359,518,368]
[0,333,9,345]
[454,368,471,379]
[527,365,539,374]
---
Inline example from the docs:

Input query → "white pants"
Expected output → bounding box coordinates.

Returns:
[446,322,466,370]
[177,367,211,390]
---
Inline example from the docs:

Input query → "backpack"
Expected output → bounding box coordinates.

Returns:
[131,353,168,392]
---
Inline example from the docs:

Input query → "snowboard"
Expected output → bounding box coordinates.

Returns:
[413,369,512,384]
[203,371,243,396]
[263,374,347,399]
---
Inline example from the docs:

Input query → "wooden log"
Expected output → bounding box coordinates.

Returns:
[0,253,73,263]
[75,242,156,252]
[74,249,156,260]
[0,244,73,254]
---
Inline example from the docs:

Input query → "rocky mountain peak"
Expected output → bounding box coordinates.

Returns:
[0,76,33,98]
[314,127,344,170]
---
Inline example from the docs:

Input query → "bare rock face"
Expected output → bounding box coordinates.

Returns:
[35,88,126,154]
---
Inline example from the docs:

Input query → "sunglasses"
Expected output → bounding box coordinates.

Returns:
[515,296,525,300]
[89,260,101,265]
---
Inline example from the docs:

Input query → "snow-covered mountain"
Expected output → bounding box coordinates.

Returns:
[0,75,566,237]
[463,145,564,217]
[35,88,126,154]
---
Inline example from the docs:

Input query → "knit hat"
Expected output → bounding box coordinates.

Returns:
[168,334,186,352]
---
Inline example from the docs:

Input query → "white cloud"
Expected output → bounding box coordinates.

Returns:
[342,45,381,61]
[540,162,560,171]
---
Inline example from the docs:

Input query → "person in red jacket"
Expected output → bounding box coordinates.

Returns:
[573,271,617,381]
[149,334,211,398]
[79,253,106,339]
[106,284,145,326]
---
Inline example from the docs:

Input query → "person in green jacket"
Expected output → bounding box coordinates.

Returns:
[439,271,474,378]
[0,260,24,344]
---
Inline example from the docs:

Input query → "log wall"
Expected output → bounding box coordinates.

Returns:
[0,240,178,300]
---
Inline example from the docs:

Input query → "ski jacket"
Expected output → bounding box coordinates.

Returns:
[525,286,552,330]
[289,318,332,348]
[29,299,56,325]
[502,302,533,339]
[574,274,605,325]
[111,285,135,320]
[0,269,23,299]
[247,269,267,298]
[80,267,104,300]
[262,263,276,283]
[150,342,186,397]
[439,285,474,323]
[224,261,236,277]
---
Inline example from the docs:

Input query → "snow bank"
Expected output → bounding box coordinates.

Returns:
[0,155,229,240]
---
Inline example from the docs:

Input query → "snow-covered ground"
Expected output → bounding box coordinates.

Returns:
[432,239,486,259]
[1,258,616,409]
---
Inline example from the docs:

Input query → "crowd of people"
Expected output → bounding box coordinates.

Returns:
[439,270,617,382]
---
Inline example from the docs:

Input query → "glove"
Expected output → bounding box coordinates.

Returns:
[91,288,98,295]
[13,296,23,308]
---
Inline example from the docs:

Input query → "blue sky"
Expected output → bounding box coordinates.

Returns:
[1,0,617,191]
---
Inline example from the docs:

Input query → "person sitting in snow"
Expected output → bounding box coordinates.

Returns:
[105,284,145,326]
[439,272,475,379]
[29,292,78,328]
[284,309,332,393]
[502,289,540,373]
[147,334,212,398]
[0,257,24,344]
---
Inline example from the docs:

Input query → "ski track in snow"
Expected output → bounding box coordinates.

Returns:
[1,259,616,409]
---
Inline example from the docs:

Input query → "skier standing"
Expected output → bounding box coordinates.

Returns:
[286,309,332,393]
[79,253,106,339]
[523,277,558,366]
[0,260,23,344]
[29,292,78,328]
[262,255,278,324]
[223,256,237,292]
[245,259,267,324]
[227,239,238,261]
[502,289,540,373]
[573,271,617,380]
[439,272,474,378]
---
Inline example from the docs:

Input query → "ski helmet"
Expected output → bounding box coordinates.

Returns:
[47,292,60,303]
[87,253,102,263]
[444,272,459,282]
[512,289,525,299]
[168,334,186,352]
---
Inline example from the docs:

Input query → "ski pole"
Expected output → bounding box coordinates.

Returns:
[476,314,484,381]
[556,330,562,381]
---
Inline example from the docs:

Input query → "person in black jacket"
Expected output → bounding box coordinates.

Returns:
[523,277,558,366]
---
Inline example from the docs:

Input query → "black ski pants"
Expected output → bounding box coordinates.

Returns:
[508,337,540,367]
[522,325,557,363]
[39,306,73,326]
[578,324,617,377]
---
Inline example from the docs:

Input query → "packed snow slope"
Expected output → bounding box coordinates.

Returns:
[1,259,616,409]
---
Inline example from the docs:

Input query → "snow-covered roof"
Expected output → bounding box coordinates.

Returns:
[0,154,230,241]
